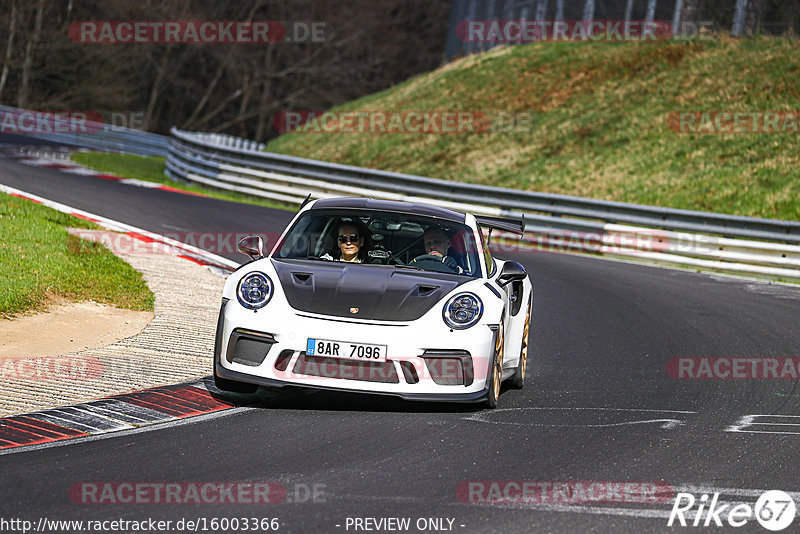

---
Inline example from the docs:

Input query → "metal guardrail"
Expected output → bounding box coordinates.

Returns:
[168,128,800,242]
[4,103,796,280]
[0,105,169,157]
[165,127,800,280]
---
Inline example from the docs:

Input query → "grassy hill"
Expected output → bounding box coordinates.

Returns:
[264,37,800,221]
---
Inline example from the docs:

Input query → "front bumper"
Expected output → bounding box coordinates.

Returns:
[214,301,496,403]
[214,361,490,403]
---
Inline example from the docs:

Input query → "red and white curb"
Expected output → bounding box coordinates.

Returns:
[0,380,246,452]
[0,158,257,452]
[0,183,238,275]
[0,146,206,197]
[0,174,248,452]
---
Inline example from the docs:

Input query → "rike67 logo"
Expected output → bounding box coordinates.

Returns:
[668,490,796,531]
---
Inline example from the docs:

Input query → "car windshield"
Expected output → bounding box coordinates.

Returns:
[274,209,482,278]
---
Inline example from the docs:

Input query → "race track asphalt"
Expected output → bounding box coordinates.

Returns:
[2,148,800,533]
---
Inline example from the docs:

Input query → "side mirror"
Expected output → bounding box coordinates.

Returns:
[237,236,264,260]
[496,260,527,287]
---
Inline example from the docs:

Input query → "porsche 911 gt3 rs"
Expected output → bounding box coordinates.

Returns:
[213,197,533,408]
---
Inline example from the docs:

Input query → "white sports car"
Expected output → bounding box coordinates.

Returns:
[213,197,533,408]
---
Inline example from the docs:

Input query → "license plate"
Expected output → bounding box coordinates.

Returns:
[306,338,387,362]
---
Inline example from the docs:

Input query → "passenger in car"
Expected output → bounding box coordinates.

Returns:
[322,222,365,263]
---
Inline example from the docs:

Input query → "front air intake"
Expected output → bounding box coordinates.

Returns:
[226,329,276,366]
[421,350,473,386]
[292,354,399,383]
[399,361,419,384]
[274,349,294,371]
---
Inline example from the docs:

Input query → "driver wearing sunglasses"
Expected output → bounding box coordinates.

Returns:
[321,223,365,263]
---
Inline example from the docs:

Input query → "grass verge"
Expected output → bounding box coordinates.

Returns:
[0,193,155,318]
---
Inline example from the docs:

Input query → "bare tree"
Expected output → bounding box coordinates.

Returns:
[733,0,748,35]
[583,0,596,22]
[536,0,548,22]
[0,0,17,102]
[624,0,635,21]
[466,0,480,55]
[2,0,450,139]
[745,0,764,34]
[672,0,684,35]
[681,0,700,21]
[674,0,700,35]
[141,0,194,130]
[503,0,514,19]
[732,0,763,35]
[181,1,263,129]
[645,0,658,21]
[17,0,45,108]
[555,0,564,21]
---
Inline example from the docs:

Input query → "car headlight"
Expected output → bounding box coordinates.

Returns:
[442,292,483,329]
[237,272,273,309]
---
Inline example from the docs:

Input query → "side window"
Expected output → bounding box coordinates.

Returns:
[477,224,495,277]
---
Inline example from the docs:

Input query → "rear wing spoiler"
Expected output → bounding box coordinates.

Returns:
[475,214,525,236]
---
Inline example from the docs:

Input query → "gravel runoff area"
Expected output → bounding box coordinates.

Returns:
[0,231,226,417]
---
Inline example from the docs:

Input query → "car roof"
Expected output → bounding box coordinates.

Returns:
[310,197,467,224]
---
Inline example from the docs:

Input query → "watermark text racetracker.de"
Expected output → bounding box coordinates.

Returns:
[667,357,800,379]
[457,480,674,504]
[0,110,102,134]
[65,230,275,257]
[0,355,155,382]
[457,19,713,42]
[66,228,716,258]
[69,481,326,505]
[668,111,800,134]
[0,356,103,381]
[0,109,151,133]
[272,110,534,134]
[69,21,327,44]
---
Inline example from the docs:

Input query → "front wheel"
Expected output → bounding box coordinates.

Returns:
[484,322,504,408]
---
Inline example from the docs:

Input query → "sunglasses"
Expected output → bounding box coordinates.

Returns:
[337,233,360,244]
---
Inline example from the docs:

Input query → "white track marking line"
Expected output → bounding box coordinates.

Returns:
[462,406,697,428]
[0,183,238,270]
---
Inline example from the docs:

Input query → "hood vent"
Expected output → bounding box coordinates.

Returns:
[272,259,467,321]
[413,284,439,296]
[292,272,313,286]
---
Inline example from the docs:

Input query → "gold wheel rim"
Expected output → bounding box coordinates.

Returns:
[520,299,531,378]
[493,324,504,402]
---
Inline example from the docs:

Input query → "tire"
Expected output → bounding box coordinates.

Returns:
[213,364,259,394]
[510,294,532,390]
[485,322,504,409]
